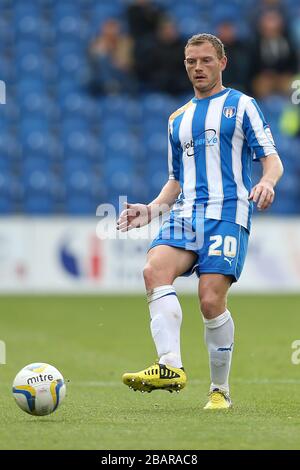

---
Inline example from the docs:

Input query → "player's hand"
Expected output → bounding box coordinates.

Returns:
[116,202,151,231]
[249,180,275,211]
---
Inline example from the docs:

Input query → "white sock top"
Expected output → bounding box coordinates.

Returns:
[203,309,231,329]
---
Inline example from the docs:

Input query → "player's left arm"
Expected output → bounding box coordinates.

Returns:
[243,98,284,211]
[249,153,284,210]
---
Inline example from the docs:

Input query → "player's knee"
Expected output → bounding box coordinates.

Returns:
[143,263,158,289]
[143,262,173,289]
[200,293,224,319]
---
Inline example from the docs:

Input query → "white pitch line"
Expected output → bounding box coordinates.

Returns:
[72,378,300,387]
[5,379,300,389]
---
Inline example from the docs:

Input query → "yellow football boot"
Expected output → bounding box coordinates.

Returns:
[122,362,187,393]
[203,388,232,410]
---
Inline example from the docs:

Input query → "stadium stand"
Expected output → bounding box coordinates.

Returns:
[0,0,299,215]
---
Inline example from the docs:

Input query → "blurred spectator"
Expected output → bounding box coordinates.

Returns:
[217,21,250,93]
[87,19,136,95]
[290,13,300,68]
[251,0,286,23]
[127,0,165,84]
[146,18,190,95]
[249,10,298,98]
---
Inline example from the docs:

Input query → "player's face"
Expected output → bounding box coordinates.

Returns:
[184,42,227,95]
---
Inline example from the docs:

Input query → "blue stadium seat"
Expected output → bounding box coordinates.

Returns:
[56,40,84,56]
[149,170,169,195]
[0,170,13,197]
[105,158,133,200]
[154,0,176,7]
[56,78,80,97]
[23,164,56,214]
[17,53,44,76]
[143,131,167,154]
[267,196,300,215]
[177,16,209,38]
[23,168,50,191]
[171,3,201,20]
[102,95,142,122]
[61,115,90,132]
[20,117,49,142]
[13,3,40,21]
[15,14,41,38]
[89,171,109,202]
[35,0,55,8]
[91,3,124,30]
[0,99,19,124]
[20,92,59,120]
[63,132,99,161]
[0,55,14,82]
[0,155,11,171]
[63,157,91,175]
[259,96,287,119]
[101,117,130,133]
[103,131,139,157]
[17,77,46,95]
[65,168,92,194]
[209,1,243,25]
[53,1,80,15]
[126,174,151,203]
[0,117,10,132]
[142,117,167,134]
[39,57,59,82]
[15,39,42,55]
[275,171,299,195]
[0,134,21,163]
[22,156,51,177]
[60,92,98,120]
[56,15,81,33]
[141,93,177,119]
[57,52,83,76]
[21,131,52,157]
[105,155,133,176]
[0,17,14,44]
[146,154,168,174]
[0,196,13,214]
[77,0,96,7]
[24,194,55,215]
[65,194,96,215]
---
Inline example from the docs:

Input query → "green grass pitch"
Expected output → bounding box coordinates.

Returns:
[1,294,300,450]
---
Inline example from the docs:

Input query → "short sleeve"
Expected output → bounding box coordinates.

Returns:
[242,99,277,161]
[168,119,180,180]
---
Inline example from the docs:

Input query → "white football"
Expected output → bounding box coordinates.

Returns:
[13,363,66,416]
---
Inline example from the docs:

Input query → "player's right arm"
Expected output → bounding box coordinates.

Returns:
[117,118,181,232]
[116,180,181,232]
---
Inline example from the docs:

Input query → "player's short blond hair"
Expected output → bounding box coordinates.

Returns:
[185,33,226,59]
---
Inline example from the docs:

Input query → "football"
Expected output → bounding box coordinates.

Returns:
[12,363,66,416]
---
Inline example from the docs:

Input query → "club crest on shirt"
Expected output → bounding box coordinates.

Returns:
[223,106,236,118]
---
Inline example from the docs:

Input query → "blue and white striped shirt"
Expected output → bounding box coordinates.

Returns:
[168,88,276,231]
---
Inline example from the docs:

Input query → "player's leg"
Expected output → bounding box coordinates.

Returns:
[144,245,197,368]
[198,274,234,409]
[123,245,197,393]
[195,219,249,409]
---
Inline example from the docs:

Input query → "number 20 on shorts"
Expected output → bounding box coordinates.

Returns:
[208,235,237,257]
